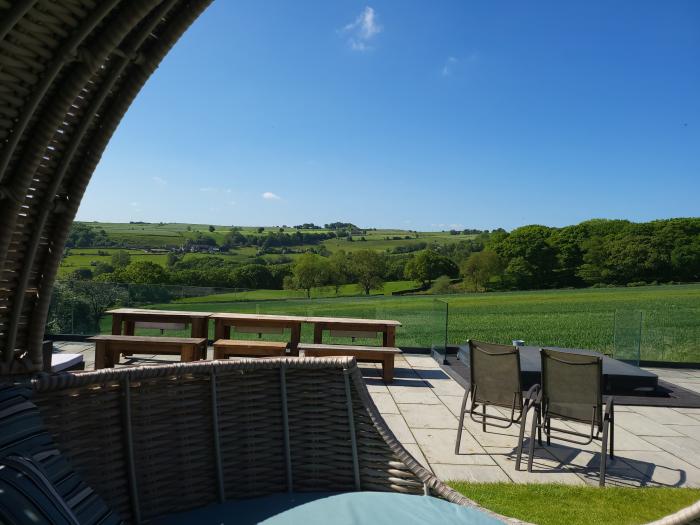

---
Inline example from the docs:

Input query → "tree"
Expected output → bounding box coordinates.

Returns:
[349,250,386,295]
[291,253,330,298]
[92,261,114,277]
[112,261,169,284]
[208,225,215,232]
[328,250,352,294]
[257,227,265,233]
[504,256,535,289]
[404,249,459,287]
[491,225,557,288]
[166,252,178,268]
[430,275,452,294]
[111,250,131,268]
[671,241,700,281]
[461,250,503,291]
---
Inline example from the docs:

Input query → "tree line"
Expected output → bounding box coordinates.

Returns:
[64,218,700,295]
[461,218,700,291]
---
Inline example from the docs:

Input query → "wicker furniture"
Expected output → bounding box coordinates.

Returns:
[213,339,288,359]
[89,335,207,368]
[26,357,512,524]
[300,343,402,382]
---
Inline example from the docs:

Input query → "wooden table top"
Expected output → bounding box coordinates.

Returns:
[107,308,213,318]
[299,343,402,354]
[304,316,401,327]
[210,312,307,322]
[88,335,207,344]
[109,309,401,327]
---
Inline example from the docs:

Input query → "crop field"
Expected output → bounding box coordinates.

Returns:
[93,283,700,362]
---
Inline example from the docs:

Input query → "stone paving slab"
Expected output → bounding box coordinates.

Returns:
[52,343,700,488]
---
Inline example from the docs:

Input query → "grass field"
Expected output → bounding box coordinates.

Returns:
[449,483,700,525]
[60,222,476,275]
[91,283,700,362]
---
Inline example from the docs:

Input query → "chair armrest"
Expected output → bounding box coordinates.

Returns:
[523,384,541,411]
[604,396,614,420]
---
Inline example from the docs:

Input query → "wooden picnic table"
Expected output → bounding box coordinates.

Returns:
[210,313,306,353]
[306,316,401,347]
[107,308,212,339]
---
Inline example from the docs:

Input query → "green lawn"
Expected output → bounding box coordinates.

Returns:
[449,482,700,525]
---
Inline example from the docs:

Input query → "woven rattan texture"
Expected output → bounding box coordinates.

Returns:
[0,1,213,375]
[29,358,487,523]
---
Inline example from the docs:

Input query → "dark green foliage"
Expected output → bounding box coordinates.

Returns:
[404,249,460,286]
[489,218,700,290]
[47,281,129,334]
[348,249,386,295]
[66,223,113,248]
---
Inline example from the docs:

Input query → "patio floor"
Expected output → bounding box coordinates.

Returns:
[54,341,700,488]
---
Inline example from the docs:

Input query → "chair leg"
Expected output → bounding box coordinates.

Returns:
[482,403,486,433]
[527,407,538,472]
[546,417,551,446]
[537,410,542,445]
[609,406,615,458]
[515,405,529,471]
[455,388,470,454]
[600,417,610,487]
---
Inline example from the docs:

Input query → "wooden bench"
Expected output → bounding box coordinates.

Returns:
[211,313,304,353]
[299,343,402,383]
[88,335,208,369]
[213,339,288,359]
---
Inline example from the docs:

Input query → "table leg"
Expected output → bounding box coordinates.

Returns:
[124,320,135,336]
[111,314,123,335]
[181,345,196,363]
[290,323,301,355]
[95,342,117,369]
[384,326,396,347]
[383,356,395,383]
[192,318,208,340]
[313,324,323,344]
[214,320,224,340]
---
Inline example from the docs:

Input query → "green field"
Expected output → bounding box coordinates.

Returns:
[92,283,700,362]
[60,222,474,276]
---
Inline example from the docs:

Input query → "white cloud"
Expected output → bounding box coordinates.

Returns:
[442,53,479,77]
[442,56,458,76]
[341,7,382,51]
[130,202,139,207]
[152,176,167,186]
[262,192,281,201]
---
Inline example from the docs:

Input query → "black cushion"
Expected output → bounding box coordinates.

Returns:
[0,385,121,525]
[0,455,79,525]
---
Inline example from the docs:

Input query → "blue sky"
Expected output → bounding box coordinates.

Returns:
[78,1,700,231]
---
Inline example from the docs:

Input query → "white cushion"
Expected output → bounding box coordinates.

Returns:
[51,353,84,372]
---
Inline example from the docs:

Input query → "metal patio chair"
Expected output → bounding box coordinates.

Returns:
[455,340,538,454]
[516,348,615,486]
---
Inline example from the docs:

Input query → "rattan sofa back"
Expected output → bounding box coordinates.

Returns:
[29,357,473,524]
